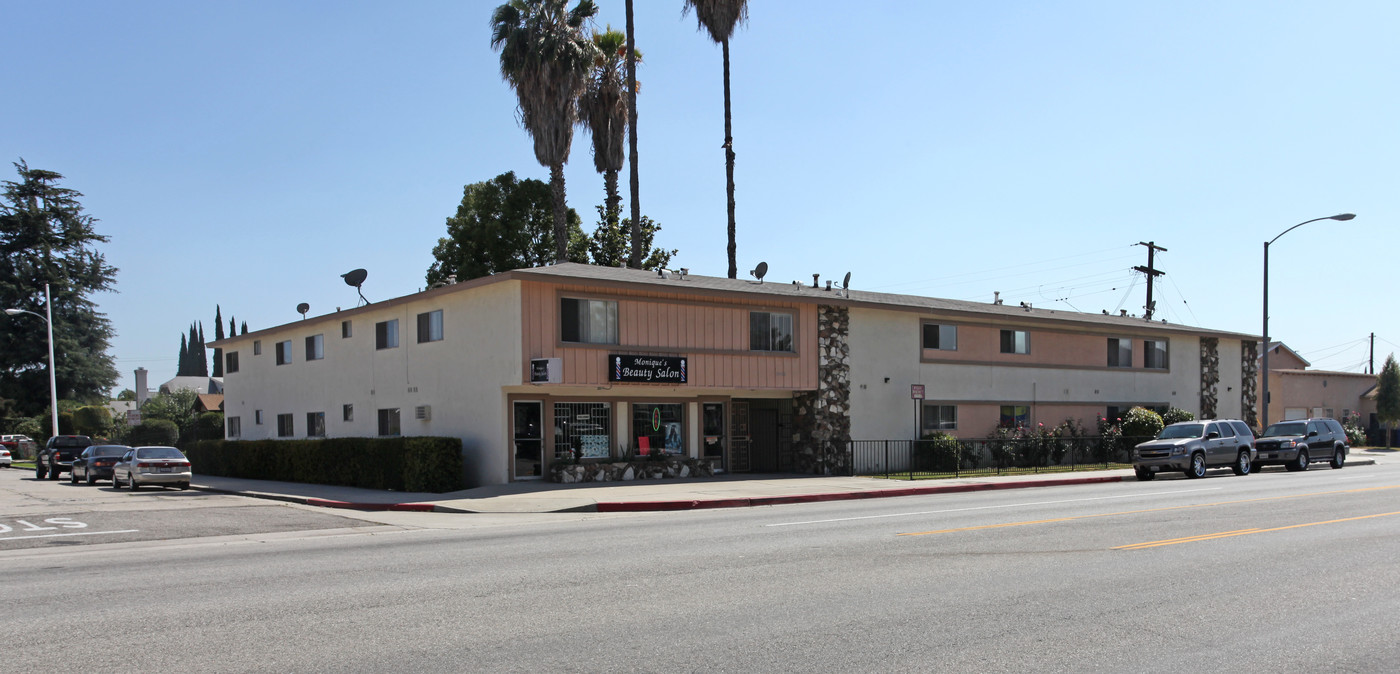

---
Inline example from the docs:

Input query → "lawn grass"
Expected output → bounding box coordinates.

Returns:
[871,462,1134,481]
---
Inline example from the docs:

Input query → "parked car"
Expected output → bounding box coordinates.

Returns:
[1133,419,1256,480]
[112,446,192,491]
[1254,418,1348,471]
[69,444,132,485]
[0,446,10,468]
[35,435,94,480]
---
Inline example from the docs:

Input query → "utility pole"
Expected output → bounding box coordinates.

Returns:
[1370,332,1376,374]
[1134,241,1167,320]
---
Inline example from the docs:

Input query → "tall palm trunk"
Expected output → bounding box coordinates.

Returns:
[722,38,737,279]
[625,0,641,269]
[550,162,568,262]
[604,169,621,227]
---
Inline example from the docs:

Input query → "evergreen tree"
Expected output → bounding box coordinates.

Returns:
[212,306,224,377]
[1377,354,1400,448]
[177,333,190,377]
[196,321,208,376]
[0,160,119,414]
[240,321,247,335]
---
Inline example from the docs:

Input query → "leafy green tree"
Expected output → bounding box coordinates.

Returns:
[491,0,600,263]
[586,206,675,270]
[140,388,200,439]
[129,419,178,446]
[0,160,119,415]
[683,0,748,278]
[427,172,587,284]
[1162,407,1195,425]
[116,389,136,401]
[1377,354,1400,448]
[578,26,641,261]
[1121,406,1164,440]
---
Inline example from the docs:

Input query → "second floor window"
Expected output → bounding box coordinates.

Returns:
[275,340,292,365]
[305,334,324,361]
[1108,338,1132,368]
[922,323,957,351]
[341,320,352,338]
[225,351,239,373]
[417,310,443,343]
[561,298,617,344]
[1000,330,1029,354]
[750,311,794,352]
[1144,339,1168,369]
[376,319,399,350]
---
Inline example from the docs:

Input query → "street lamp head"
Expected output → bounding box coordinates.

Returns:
[1331,213,1356,221]
[4,308,22,316]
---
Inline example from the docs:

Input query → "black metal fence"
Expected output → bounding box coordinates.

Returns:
[849,435,1155,479]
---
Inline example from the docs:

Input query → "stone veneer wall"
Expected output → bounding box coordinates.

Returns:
[550,457,714,483]
[1200,337,1219,419]
[793,305,852,475]
[1240,340,1259,428]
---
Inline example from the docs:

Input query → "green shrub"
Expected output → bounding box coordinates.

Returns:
[72,405,112,436]
[1162,407,1195,425]
[1121,407,1164,441]
[914,432,974,472]
[184,436,465,493]
[129,419,180,446]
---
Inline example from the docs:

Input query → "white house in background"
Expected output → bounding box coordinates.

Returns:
[159,376,223,395]
[211,263,1260,488]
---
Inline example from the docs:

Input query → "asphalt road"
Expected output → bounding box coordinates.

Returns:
[3,463,1397,672]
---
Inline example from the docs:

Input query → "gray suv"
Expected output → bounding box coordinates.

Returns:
[1254,418,1348,471]
[1133,419,1255,480]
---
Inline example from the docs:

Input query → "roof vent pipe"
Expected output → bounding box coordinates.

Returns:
[812,273,820,288]
[1120,310,1128,317]
[994,291,1002,305]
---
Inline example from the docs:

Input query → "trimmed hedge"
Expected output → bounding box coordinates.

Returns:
[184,436,464,493]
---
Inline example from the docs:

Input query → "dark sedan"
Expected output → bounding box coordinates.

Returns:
[70,444,132,485]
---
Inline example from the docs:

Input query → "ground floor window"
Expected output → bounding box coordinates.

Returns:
[277,413,294,437]
[378,408,400,436]
[226,416,241,439]
[554,402,611,461]
[633,403,684,455]
[999,405,1029,429]
[306,412,325,437]
[922,404,957,433]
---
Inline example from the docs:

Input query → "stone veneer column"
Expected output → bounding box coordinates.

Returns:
[1200,337,1219,419]
[1241,340,1259,428]
[793,305,851,474]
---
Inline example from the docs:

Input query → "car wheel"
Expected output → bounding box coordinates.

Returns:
[35,462,47,479]
[129,473,140,491]
[1185,452,1207,479]
[178,482,189,490]
[48,461,61,479]
[1232,451,1251,476]
[70,469,78,484]
[1287,449,1309,472]
[1331,448,1345,469]
[1134,467,1156,481]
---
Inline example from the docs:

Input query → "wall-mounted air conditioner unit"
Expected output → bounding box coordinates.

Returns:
[414,405,431,421]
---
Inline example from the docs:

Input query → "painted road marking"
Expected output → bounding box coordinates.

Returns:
[1115,511,1400,550]
[0,529,139,542]
[898,484,1400,537]
[767,488,1222,527]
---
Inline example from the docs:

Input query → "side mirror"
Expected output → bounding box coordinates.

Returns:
[1307,430,1318,437]
[1207,431,1220,439]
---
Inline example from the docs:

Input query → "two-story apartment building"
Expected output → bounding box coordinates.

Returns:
[213,263,1259,487]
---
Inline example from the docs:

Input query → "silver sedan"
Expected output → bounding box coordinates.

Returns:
[112,446,192,491]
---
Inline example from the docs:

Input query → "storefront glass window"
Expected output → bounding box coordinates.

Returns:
[554,402,612,461]
[633,403,684,456]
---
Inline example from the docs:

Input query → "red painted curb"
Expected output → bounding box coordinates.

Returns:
[595,474,1126,512]
[303,498,436,512]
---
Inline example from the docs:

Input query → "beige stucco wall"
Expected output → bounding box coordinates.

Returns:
[848,306,1215,439]
[1262,370,1376,424]
[220,280,524,487]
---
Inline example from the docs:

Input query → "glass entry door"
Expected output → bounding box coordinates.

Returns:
[513,401,543,479]
[702,403,725,471]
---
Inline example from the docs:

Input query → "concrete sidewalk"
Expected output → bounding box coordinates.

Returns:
[189,450,1392,514]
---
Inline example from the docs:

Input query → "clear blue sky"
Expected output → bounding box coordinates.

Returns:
[4,1,1396,396]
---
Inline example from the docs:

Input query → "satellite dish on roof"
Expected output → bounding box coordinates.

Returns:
[296,302,310,320]
[341,269,369,306]
[842,272,851,297]
[749,261,768,284]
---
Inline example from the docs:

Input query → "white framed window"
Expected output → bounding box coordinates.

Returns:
[376,319,399,350]
[1108,338,1133,368]
[254,410,263,425]
[921,404,957,432]
[922,323,957,351]
[1144,339,1168,369]
[227,416,241,438]
[305,334,324,361]
[275,340,292,366]
[341,320,352,338]
[1000,330,1029,354]
[378,408,401,436]
[253,340,262,356]
[343,404,353,422]
[750,311,794,352]
[417,309,443,343]
[561,298,618,344]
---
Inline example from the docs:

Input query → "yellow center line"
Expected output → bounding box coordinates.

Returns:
[897,484,1399,537]
[1116,511,1400,550]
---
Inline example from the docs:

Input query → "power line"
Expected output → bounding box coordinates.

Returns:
[869,244,1137,292]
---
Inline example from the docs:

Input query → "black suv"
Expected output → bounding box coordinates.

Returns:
[1255,418,1348,471]
[35,435,94,480]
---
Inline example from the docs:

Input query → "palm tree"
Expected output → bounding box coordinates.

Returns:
[491,0,600,263]
[625,0,642,269]
[683,0,748,278]
[577,27,640,242]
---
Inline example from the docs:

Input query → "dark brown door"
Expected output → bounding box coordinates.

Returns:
[751,409,779,472]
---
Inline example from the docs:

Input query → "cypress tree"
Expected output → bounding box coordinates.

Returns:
[177,334,189,377]
[212,306,224,377]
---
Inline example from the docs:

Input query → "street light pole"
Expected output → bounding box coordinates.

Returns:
[1261,213,1355,429]
[4,283,60,437]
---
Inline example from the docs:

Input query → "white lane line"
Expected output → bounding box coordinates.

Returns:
[0,529,139,542]
[765,488,1224,527]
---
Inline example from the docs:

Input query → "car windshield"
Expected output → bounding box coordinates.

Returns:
[136,447,186,459]
[92,446,129,457]
[1157,424,1204,439]
[1263,422,1307,437]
